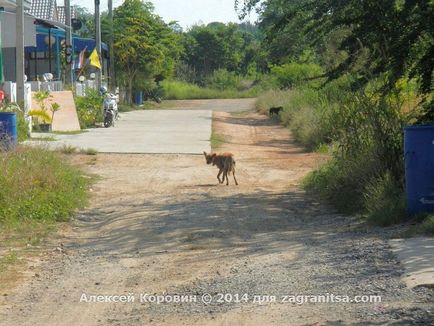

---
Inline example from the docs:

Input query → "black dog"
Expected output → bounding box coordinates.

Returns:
[269,106,283,117]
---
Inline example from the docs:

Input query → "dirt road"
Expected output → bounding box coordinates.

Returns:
[0,106,433,325]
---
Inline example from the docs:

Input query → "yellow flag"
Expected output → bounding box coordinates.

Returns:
[89,48,101,69]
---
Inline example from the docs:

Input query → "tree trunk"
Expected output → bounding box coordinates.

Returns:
[127,77,133,105]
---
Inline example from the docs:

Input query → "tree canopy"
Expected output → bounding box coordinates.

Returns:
[237,0,434,119]
[112,0,182,102]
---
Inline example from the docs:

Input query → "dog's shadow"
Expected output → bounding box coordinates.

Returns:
[194,184,220,188]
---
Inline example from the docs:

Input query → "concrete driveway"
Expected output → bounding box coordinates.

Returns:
[33,110,212,154]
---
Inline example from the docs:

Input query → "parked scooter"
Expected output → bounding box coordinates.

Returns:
[100,86,119,128]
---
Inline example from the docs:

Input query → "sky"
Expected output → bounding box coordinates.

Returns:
[67,0,258,29]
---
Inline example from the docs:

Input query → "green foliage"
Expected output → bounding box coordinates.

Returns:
[161,80,259,100]
[113,0,183,103]
[238,0,434,120]
[270,62,324,89]
[206,69,243,90]
[210,130,225,149]
[420,215,434,235]
[0,146,88,224]
[30,91,61,126]
[256,88,332,150]
[58,144,77,154]
[73,5,96,38]
[74,88,103,128]
[364,172,407,226]
[181,22,266,83]
[258,78,414,225]
[80,148,98,155]
[303,153,380,214]
[28,109,52,124]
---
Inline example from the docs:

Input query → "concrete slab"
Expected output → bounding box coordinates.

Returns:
[389,237,434,288]
[29,110,212,154]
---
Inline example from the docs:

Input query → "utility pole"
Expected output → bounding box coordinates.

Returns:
[108,0,115,90]
[95,0,102,90]
[65,0,73,85]
[16,0,25,106]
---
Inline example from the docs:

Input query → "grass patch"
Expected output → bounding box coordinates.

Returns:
[230,110,252,117]
[119,101,175,112]
[402,214,434,237]
[364,172,407,226]
[420,215,434,235]
[0,145,89,224]
[162,80,258,100]
[80,148,98,155]
[0,251,18,273]
[30,136,57,142]
[0,146,89,284]
[210,130,225,149]
[58,144,77,154]
[255,89,331,150]
[53,130,86,135]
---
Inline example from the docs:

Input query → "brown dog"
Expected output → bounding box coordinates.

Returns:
[203,151,239,186]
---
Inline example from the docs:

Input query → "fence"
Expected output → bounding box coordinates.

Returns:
[28,81,64,92]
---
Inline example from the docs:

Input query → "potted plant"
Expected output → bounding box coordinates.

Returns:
[28,91,61,132]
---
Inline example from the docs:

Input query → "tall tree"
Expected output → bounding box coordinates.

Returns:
[113,0,182,103]
[182,22,263,81]
[237,0,434,119]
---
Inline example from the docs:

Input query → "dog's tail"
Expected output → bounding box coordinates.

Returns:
[228,157,236,174]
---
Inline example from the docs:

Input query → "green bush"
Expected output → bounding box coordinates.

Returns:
[303,153,380,213]
[0,146,88,224]
[16,111,29,142]
[74,89,103,128]
[420,215,434,235]
[257,76,413,227]
[206,69,243,90]
[364,172,407,226]
[270,62,324,89]
[256,88,333,149]
[161,80,259,99]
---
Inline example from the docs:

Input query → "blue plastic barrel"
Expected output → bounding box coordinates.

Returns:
[0,112,17,150]
[133,91,144,105]
[404,125,434,215]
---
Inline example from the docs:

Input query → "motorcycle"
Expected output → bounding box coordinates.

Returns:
[100,87,119,128]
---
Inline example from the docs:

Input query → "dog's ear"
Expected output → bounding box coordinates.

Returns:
[203,151,207,157]
[211,153,216,158]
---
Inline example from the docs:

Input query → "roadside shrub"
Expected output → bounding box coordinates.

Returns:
[161,80,258,99]
[420,215,434,235]
[206,69,242,90]
[303,152,380,213]
[74,89,103,128]
[16,111,29,142]
[256,88,333,149]
[364,172,407,226]
[270,62,324,89]
[255,89,293,114]
[0,146,88,224]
